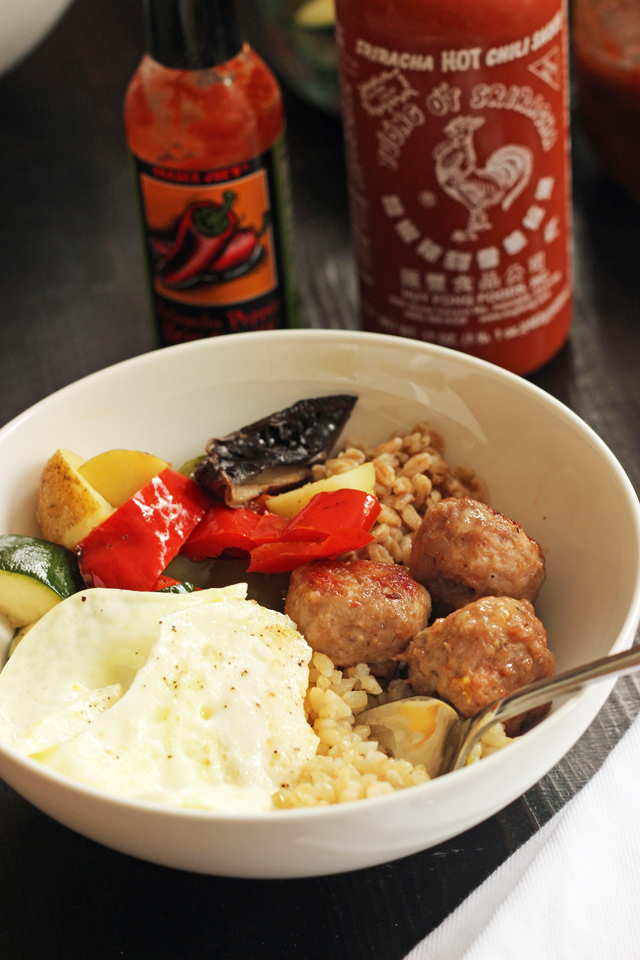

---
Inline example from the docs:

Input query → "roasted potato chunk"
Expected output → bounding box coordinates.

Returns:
[36,449,114,549]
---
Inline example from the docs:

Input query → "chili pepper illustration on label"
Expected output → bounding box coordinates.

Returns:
[131,143,294,344]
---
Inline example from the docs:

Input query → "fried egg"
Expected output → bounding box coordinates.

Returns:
[0,586,318,812]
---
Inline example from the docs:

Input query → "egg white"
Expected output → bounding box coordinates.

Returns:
[0,586,318,812]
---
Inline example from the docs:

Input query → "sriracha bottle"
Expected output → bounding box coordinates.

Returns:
[334,0,573,375]
[124,0,298,346]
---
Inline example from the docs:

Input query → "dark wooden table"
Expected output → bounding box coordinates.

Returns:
[1,2,639,957]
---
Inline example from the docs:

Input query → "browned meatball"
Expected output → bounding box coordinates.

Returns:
[285,559,431,667]
[403,596,554,736]
[410,497,546,610]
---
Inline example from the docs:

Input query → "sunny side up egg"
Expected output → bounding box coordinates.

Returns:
[0,586,319,812]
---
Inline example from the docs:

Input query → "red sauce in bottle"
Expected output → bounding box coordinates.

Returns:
[335,0,573,375]
[124,0,297,345]
[124,49,283,171]
[574,0,640,198]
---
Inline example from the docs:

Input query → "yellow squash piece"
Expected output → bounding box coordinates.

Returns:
[37,449,115,550]
[78,450,169,508]
[266,461,376,519]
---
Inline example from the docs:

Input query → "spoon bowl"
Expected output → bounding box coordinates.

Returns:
[360,644,640,777]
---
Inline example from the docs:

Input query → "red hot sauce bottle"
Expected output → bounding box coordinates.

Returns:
[334,0,573,375]
[124,0,298,346]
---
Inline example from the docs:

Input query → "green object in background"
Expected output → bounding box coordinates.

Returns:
[178,455,205,480]
[256,0,340,114]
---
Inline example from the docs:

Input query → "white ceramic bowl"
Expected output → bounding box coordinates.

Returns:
[1,329,639,878]
[0,0,75,76]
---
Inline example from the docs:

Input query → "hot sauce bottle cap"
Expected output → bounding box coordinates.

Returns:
[144,0,243,70]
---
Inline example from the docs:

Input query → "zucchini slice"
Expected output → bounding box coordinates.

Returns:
[0,535,84,628]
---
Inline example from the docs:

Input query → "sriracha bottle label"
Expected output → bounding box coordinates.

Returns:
[335,0,572,375]
[131,135,297,345]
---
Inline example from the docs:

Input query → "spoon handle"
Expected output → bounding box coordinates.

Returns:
[450,643,640,772]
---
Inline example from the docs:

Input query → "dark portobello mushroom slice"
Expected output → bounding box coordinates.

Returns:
[195,395,358,508]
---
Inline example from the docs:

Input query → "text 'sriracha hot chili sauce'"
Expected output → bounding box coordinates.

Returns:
[334,0,573,375]
[124,0,298,346]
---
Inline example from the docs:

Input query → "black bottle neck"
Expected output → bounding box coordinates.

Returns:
[145,0,243,70]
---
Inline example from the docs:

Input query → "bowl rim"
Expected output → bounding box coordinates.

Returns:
[1,328,640,824]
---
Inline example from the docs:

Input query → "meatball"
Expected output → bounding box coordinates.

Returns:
[403,596,554,736]
[285,559,431,667]
[410,497,546,610]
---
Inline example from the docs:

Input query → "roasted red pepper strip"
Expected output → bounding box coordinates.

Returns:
[179,490,380,569]
[179,489,382,568]
[181,504,260,561]
[280,490,381,541]
[78,468,210,590]
[247,527,375,574]
[250,511,288,545]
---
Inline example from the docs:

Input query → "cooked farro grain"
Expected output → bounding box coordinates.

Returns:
[311,420,486,567]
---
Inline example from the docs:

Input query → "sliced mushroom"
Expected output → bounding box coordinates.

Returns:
[195,395,358,508]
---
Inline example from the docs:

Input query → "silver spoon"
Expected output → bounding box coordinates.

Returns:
[359,644,640,778]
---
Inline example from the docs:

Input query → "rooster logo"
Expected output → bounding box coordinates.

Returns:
[433,116,533,243]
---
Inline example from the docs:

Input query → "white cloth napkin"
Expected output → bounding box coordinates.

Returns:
[405,710,640,960]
